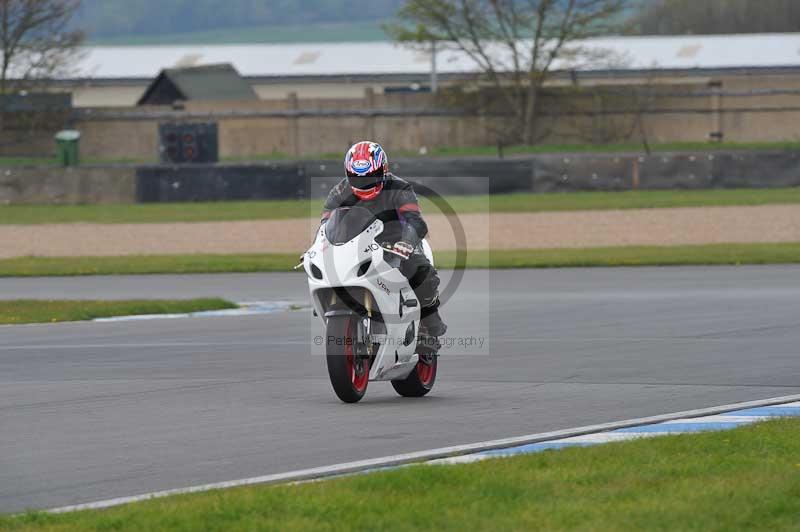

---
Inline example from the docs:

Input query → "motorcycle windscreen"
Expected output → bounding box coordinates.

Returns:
[324,206,376,245]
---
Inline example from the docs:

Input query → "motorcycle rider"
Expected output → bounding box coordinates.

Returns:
[320,140,447,343]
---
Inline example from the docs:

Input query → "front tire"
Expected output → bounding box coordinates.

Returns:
[326,315,370,403]
[391,353,437,397]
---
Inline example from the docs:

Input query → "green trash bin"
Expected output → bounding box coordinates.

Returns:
[54,130,81,166]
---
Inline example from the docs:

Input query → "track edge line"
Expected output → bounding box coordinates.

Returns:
[47,392,800,514]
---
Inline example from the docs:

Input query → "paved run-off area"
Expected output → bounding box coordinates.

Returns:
[1,266,799,512]
[1,205,799,258]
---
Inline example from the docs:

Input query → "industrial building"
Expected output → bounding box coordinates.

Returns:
[59,33,800,107]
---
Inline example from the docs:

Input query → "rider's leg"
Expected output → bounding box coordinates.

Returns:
[399,251,447,337]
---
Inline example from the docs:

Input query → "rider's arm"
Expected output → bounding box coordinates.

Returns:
[396,183,428,248]
[399,205,427,247]
[320,179,348,225]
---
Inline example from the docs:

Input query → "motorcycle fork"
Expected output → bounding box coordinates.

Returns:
[328,289,376,360]
[360,291,373,357]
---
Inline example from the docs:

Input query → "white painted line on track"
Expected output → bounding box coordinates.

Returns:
[93,301,303,323]
[0,341,308,350]
[427,454,491,465]
[554,432,668,444]
[661,415,768,424]
[47,392,800,514]
[0,301,306,330]
[773,401,800,407]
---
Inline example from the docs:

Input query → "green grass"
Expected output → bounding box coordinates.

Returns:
[222,139,800,160]
[1,243,798,277]
[0,254,300,276]
[222,141,800,162]
[0,199,317,224]
[0,298,237,324]
[0,156,59,167]
[3,188,800,225]
[4,418,799,530]
[0,156,154,167]
[451,243,800,269]
[423,140,800,157]
[481,188,800,212]
[5,140,799,169]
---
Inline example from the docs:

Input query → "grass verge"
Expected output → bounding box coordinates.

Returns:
[5,141,799,168]
[451,243,800,269]
[0,243,798,277]
[2,188,800,225]
[4,418,799,530]
[222,140,800,160]
[423,140,800,157]
[0,298,237,325]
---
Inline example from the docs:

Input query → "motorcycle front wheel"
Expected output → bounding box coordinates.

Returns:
[326,315,370,403]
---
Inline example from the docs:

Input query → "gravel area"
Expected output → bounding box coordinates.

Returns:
[1,205,799,259]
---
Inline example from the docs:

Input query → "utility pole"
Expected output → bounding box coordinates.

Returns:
[430,39,438,93]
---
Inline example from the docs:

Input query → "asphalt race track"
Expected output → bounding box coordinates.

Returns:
[2,266,800,512]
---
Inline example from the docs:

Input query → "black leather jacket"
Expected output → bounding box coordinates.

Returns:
[320,174,428,247]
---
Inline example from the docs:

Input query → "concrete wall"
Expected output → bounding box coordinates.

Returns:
[0,110,72,157]
[10,72,800,160]
[0,165,136,204]
[63,79,800,161]
[71,85,148,108]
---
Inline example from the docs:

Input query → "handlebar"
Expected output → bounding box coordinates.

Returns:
[382,245,405,269]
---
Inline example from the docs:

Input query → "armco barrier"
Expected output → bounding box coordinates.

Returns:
[134,152,800,202]
[637,154,714,189]
[533,155,633,192]
[135,159,533,202]
[136,163,308,202]
[711,152,800,188]
[1,151,798,204]
[0,165,136,204]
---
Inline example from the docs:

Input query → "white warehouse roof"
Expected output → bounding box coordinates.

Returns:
[75,33,800,80]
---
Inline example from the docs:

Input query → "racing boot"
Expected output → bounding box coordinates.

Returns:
[419,298,447,337]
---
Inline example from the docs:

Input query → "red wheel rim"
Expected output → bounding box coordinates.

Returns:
[417,358,435,386]
[345,320,369,392]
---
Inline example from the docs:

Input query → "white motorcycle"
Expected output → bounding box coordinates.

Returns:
[303,206,438,403]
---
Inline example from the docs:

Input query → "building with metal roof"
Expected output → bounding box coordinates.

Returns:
[136,63,258,105]
[59,33,800,106]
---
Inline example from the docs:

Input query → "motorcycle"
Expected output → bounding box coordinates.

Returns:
[302,206,438,403]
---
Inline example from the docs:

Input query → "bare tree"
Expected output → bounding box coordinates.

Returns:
[0,0,84,94]
[387,0,630,145]
[559,81,657,153]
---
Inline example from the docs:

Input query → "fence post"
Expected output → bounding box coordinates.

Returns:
[364,87,376,141]
[288,92,300,157]
[708,80,724,142]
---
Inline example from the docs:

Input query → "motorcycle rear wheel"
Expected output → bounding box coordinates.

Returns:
[326,315,370,403]
[391,353,437,397]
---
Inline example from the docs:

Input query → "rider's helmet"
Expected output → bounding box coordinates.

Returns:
[344,141,388,200]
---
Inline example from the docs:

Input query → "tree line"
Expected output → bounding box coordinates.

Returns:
[74,0,404,37]
[633,0,800,35]
[73,0,800,38]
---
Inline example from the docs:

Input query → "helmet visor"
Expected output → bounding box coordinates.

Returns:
[347,169,383,190]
